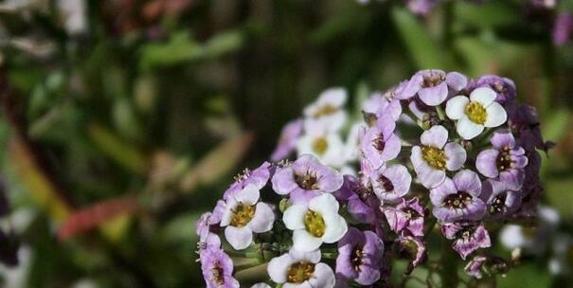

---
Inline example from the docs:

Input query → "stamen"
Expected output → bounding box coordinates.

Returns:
[287,262,315,283]
[312,137,329,155]
[304,210,326,237]
[444,192,473,209]
[421,145,447,170]
[464,102,487,124]
[230,203,256,227]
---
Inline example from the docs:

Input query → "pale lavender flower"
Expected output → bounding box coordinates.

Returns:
[430,170,486,222]
[465,256,487,279]
[296,128,347,168]
[401,70,468,106]
[468,75,517,105]
[360,115,401,169]
[396,236,427,274]
[200,247,240,288]
[365,164,412,203]
[481,180,522,218]
[410,125,466,188]
[271,119,304,161]
[220,185,275,250]
[384,197,425,237]
[476,131,528,189]
[553,12,573,46]
[442,222,491,260]
[336,228,384,285]
[268,249,336,288]
[272,154,343,203]
[224,162,272,200]
[337,175,379,224]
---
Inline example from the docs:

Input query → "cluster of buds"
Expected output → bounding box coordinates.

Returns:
[196,69,551,287]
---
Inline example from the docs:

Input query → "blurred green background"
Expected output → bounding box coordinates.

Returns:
[0,0,573,287]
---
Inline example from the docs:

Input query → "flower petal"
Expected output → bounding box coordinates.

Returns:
[234,184,260,204]
[271,167,298,195]
[470,87,496,106]
[453,170,482,197]
[476,149,499,178]
[309,263,336,288]
[446,72,468,91]
[456,117,484,140]
[293,230,323,252]
[419,83,448,106]
[421,125,448,148]
[268,254,293,283]
[225,226,253,250]
[446,96,470,120]
[309,194,339,215]
[444,142,466,171]
[484,102,507,128]
[249,203,275,233]
[322,215,348,243]
[283,204,307,230]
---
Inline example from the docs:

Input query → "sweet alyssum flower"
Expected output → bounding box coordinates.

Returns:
[395,235,427,273]
[303,88,348,133]
[481,179,522,219]
[220,185,275,250]
[224,162,272,200]
[336,227,385,286]
[401,69,468,106]
[384,197,425,237]
[476,131,528,189]
[271,119,303,161]
[282,193,348,252]
[362,89,403,125]
[430,170,486,222]
[445,87,507,140]
[465,255,487,279]
[272,154,343,203]
[442,222,491,260]
[366,163,412,203]
[336,175,379,224]
[268,249,336,288]
[200,247,240,288]
[360,114,401,169]
[296,128,347,168]
[410,125,466,188]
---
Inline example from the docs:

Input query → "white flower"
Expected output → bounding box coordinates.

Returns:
[220,184,275,250]
[303,88,348,133]
[296,130,346,168]
[267,249,335,288]
[282,193,348,252]
[445,87,507,140]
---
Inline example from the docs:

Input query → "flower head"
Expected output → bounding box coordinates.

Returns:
[336,228,385,285]
[360,116,401,169]
[282,193,348,252]
[200,247,240,288]
[268,249,335,288]
[220,185,275,250]
[296,129,346,168]
[410,125,466,188]
[272,155,344,203]
[481,180,522,218]
[362,88,403,126]
[271,119,304,161]
[337,175,379,224]
[442,222,491,260]
[384,197,425,237]
[430,170,486,222]
[446,87,507,139]
[401,70,467,106]
[303,88,348,133]
[365,164,412,203]
[476,131,528,189]
[224,162,272,200]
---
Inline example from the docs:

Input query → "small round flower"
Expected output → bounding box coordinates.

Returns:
[360,115,401,169]
[430,170,486,222]
[366,164,412,203]
[476,131,528,189]
[296,130,346,168]
[442,222,491,260]
[445,87,507,140]
[481,180,522,219]
[224,162,272,200]
[384,197,425,237]
[268,249,335,288]
[200,247,240,288]
[410,125,467,188]
[272,154,344,203]
[401,70,468,106]
[282,193,348,252]
[336,227,384,286]
[271,119,304,161]
[303,88,348,133]
[220,185,275,250]
[362,91,402,125]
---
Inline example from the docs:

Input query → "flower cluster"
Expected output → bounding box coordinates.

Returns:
[196,69,550,286]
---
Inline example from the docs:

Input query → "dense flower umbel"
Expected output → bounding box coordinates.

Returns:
[200,70,550,287]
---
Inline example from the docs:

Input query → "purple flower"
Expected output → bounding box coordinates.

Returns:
[336,228,384,285]
[200,247,240,288]
[271,119,303,161]
[401,70,468,106]
[384,197,425,237]
[430,170,486,222]
[481,179,522,218]
[410,125,466,188]
[465,256,487,279]
[507,103,551,151]
[362,92,403,126]
[360,115,401,169]
[468,75,517,105]
[268,249,336,288]
[442,222,491,260]
[395,236,426,274]
[405,0,439,16]
[365,163,412,203]
[224,162,272,200]
[476,131,528,189]
[553,12,573,46]
[196,211,222,250]
[337,175,379,224]
[272,154,344,203]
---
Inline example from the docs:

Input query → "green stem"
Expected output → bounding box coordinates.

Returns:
[235,263,269,284]
[440,238,459,288]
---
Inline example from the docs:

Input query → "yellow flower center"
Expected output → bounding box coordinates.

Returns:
[304,210,326,237]
[287,262,315,283]
[421,145,447,170]
[230,203,256,228]
[464,102,487,125]
[312,137,329,155]
[313,105,337,118]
